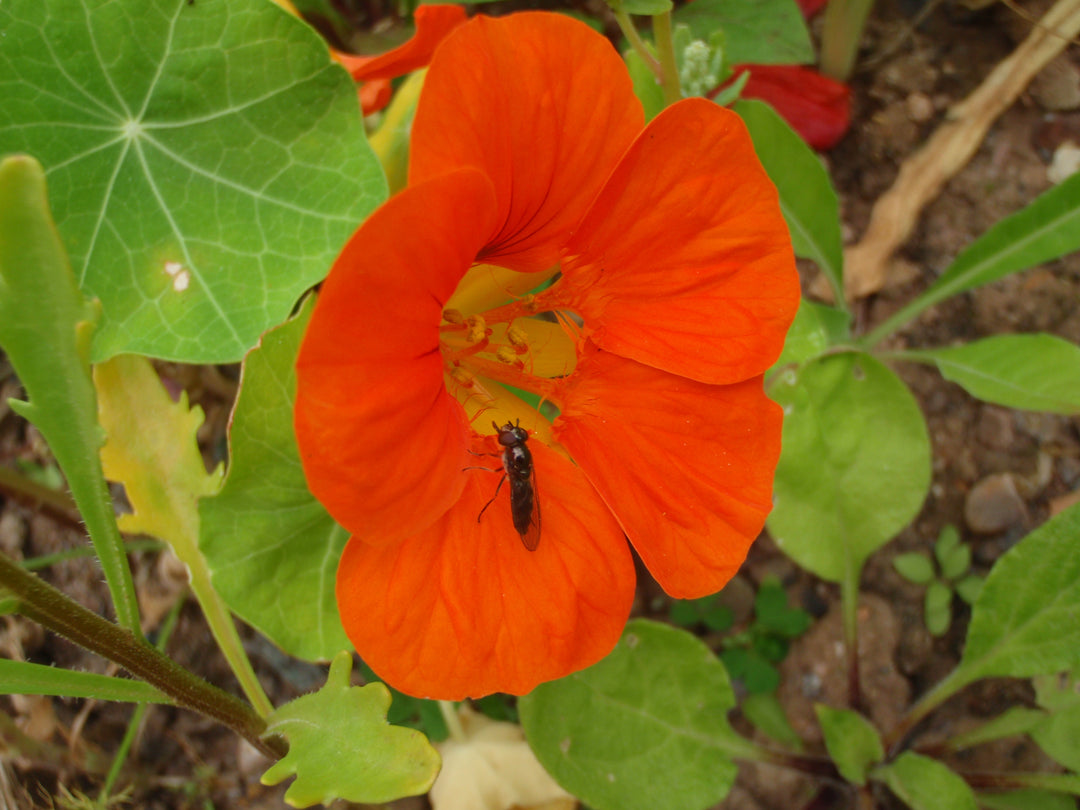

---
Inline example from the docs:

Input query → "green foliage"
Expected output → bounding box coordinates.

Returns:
[740,692,803,751]
[669,577,809,694]
[0,0,386,363]
[673,0,812,65]
[977,790,1078,810]
[612,0,675,16]
[875,752,978,810]
[768,353,932,584]
[894,526,983,636]
[737,100,845,305]
[903,335,1080,415]
[0,155,141,633]
[959,501,1080,683]
[0,659,168,704]
[771,300,851,373]
[355,659,450,742]
[815,705,883,785]
[520,620,746,810]
[199,297,350,662]
[262,652,440,808]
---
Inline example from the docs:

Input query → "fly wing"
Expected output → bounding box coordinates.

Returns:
[521,475,541,551]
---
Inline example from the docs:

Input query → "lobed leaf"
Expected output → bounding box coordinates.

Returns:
[520,619,745,810]
[0,155,140,632]
[737,100,845,304]
[767,353,932,583]
[0,0,386,362]
[903,335,1080,415]
[199,296,350,662]
[262,651,440,808]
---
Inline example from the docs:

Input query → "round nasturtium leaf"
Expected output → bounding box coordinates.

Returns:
[767,352,932,584]
[0,0,386,362]
[520,620,743,810]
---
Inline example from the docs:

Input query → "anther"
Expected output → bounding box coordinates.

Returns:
[443,308,466,325]
[466,315,488,344]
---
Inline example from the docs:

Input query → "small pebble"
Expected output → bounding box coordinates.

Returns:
[906,92,935,123]
[964,473,1029,534]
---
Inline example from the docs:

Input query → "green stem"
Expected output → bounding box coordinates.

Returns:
[184,550,274,717]
[860,295,936,350]
[613,8,662,80]
[100,595,183,800]
[727,735,844,784]
[841,556,862,711]
[651,12,682,107]
[819,0,877,82]
[0,551,285,760]
[883,666,973,753]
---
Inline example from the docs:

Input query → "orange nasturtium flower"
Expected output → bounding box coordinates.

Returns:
[332,4,467,114]
[295,12,800,699]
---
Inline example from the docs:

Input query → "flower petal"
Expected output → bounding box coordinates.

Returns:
[549,98,799,386]
[734,65,851,150]
[334,5,468,82]
[295,168,498,541]
[551,344,782,599]
[336,441,634,698]
[410,12,643,272]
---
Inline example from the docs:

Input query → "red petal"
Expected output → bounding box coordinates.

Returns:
[734,65,851,150]
[552,345,782,599]
[797,0,829,16]
[410,13,643,272]
[335,5,467,81]
[336,441,634,698]
[295,169,498,541]
[549,99,799,385]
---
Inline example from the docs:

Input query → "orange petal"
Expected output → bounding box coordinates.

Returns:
[334,5,467,81]
[551,344,782,599]
[549,98,800,385]
[295,169,498,541]
[336,441,634,698]
[410,13,643,272]
[358,79,393,115]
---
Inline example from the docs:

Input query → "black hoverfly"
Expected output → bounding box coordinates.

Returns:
[476,420,541,551]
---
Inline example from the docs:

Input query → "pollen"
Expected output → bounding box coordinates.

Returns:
[506,324,529,350]
[449,365,475,388]
[495,345,523,367]
[465,315,488,344]
[443,308,465,325]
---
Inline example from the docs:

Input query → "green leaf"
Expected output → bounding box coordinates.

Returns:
[959,502,1080,683]
[945,706,1048,752]
[936,524,961,557]
[925,581,953,637]
[955,574,984,604]
[914,171,1080,317]
[262,651,440,808]
[619,0,674,15]
[721,647,781,693]
[1031,702,1080,772]
[0,659,169,704]
[625,49,666,124]
[814,705,883,785]
[902,335,1080,415]
[200,296,349,662]
[876,752,978,810]
[977,790,1078,810]
[767,353,932,583]
[0,0,386,363]
[673,0,812,65]
[740,692,804,751]
[894,552,936,585]
[0,155,141,634]
[520,620,745,810]
[753,578,810,638]
[355,660,450,742]
[938,541,972,582]
[736,100,845,304]
[772,299,852,372]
